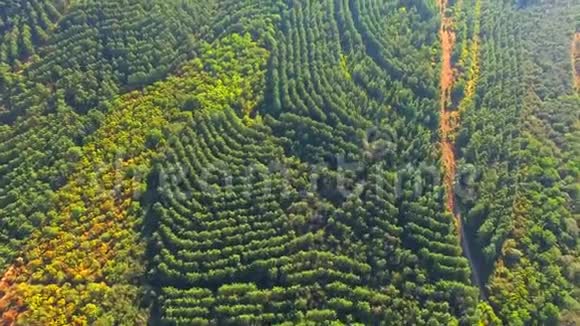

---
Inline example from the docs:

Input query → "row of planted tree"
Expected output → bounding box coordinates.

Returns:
[0,0,577,324]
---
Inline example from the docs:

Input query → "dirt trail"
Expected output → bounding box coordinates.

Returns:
[438,3,458,213]
[573,32,580,92]
[437,0,484,295]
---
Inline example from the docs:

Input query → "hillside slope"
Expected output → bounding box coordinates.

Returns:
[0,0,578,324]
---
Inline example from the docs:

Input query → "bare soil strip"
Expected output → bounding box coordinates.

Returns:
[573,32,580,92]
[437,0,484,294]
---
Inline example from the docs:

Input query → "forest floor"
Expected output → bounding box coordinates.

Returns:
[573,32,580,92]
[437,0,485,295]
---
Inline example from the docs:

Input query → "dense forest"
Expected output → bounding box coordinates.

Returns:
[0,0,577,325]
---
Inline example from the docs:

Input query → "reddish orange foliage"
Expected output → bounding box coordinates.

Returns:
[0,266,24,325]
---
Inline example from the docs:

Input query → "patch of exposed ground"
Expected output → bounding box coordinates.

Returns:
[437,0,484,294]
